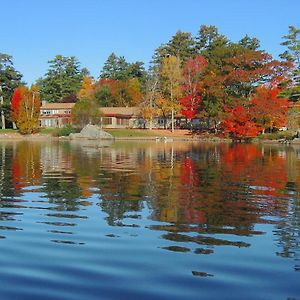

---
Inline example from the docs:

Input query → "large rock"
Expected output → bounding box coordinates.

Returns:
[70,124,114,140]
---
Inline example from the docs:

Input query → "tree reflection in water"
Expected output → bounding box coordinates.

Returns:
[0,140,298,272]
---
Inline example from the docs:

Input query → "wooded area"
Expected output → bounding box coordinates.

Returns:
[1,25,300,137]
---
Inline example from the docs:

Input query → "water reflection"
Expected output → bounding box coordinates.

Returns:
[0,140,299,298]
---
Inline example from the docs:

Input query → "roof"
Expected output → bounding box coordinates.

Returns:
[41,103,75,110]
[40,103,140,117]
[100,107,140,117]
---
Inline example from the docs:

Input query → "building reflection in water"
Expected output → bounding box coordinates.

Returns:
[0,140,299,270]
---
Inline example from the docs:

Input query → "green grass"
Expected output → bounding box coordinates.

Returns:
[105,129,160,138]
[0,128,58,135]
[0,129,18,134]
[258,131,294,140]
[39,128,57,135]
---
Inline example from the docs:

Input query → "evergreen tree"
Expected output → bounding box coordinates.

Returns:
[0,53,23,129]
[280,26,300,102]
[37,55,85,103]
[152,31,196,67]
[196,25,229,54]
[238,35,260,50]
[100,53,146,81]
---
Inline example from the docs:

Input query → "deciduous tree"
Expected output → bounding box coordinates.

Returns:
[77,76,96,100]
[179,55,208,120]
[11,86,26,123]
[71,98,100,129]
[249,85,289,132]
[94,78,142,107]
[160,56,182,131]
[11,85,41,134]
[222,105,261,139]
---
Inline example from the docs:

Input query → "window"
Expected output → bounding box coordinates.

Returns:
[116,118,129,126]
[158,118,165,125]
[102,117,113,125]
[42,110,51,115]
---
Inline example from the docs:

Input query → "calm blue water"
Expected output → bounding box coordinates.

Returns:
[0,140,299,299]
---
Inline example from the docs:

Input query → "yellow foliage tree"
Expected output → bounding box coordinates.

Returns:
[77,76,96,100]
[155,95,172,129]
[160,56,182,132]
[13,85,41,134]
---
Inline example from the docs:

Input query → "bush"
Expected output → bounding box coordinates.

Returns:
[52,125,75,137]
[259,131,294,140]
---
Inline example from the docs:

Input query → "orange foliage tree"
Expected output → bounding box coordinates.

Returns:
[95,78,142,107]
[249,85,289,132]
[77,76,96,100]
[11,85,41,134]
[222,105,261,139]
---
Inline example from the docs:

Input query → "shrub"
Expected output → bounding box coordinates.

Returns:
[52,125,75,137]
[259,131,294,140]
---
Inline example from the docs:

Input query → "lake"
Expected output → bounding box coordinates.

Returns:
[0,140,299,299]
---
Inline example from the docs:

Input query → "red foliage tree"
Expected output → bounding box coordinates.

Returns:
[222,105,262,139]
[11,86,26,122]
[179,95,202,120]
[10,85,41,134]
[179,55,208,120]
[249,85,289,132]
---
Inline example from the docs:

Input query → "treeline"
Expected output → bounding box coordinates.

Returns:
[1,25,300,137]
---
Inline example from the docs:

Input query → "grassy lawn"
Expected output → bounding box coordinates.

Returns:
[0,129,18,134]
[39,128,56,135]
[105,129,159,138]
[105,129,192,138]
[0,128,56,135]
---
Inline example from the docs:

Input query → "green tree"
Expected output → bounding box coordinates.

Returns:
[71,98,100,129]
[196,25,229,55]
[94,82,114,107]
[37,55,85,103]
[100,53,128,80]
[238,35,260,50]
[280,26,300,102]
[280,26,300,67]
[100,53,146,81]
[152,31,196,67]
[195,26,291,130]
[0,53,23,129]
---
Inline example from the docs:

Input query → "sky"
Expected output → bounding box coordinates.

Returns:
[1,0,300,84]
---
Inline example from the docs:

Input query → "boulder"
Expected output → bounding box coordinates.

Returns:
[70,124,114,140]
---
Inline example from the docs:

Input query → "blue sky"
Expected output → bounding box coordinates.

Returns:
[2,0,300,84]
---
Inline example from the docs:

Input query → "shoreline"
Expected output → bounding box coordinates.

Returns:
[1,131,300,145]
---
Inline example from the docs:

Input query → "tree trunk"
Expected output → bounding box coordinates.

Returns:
[171,109,174,132]
[1,110,5,130]
[0,86,5,129]
[170,82,174,133]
